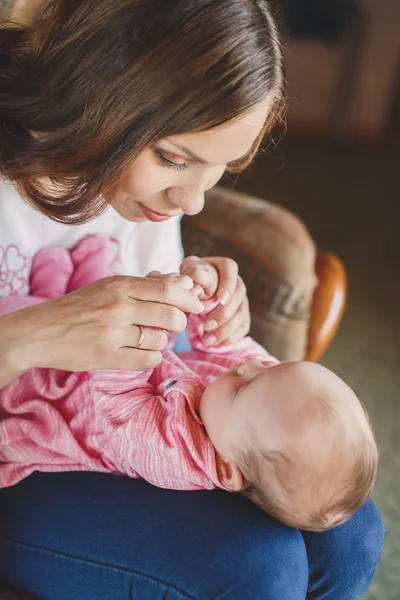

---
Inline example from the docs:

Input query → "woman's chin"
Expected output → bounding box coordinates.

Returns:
[110,202,146,222]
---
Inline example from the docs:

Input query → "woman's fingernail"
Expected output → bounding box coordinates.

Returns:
[203,335,217,346]
[204,319,217,332]
[218,290,230,305]
[197,300,204,313]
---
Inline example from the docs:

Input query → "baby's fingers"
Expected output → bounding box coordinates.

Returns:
[191,284,204,298]
[181,257,219,299]
[185,266,213,289]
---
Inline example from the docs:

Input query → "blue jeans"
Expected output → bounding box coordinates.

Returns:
[0,472,384,600]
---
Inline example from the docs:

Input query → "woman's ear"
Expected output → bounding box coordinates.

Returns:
[215,454,244,492]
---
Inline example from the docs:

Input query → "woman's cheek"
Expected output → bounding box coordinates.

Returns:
[121,153,171,197]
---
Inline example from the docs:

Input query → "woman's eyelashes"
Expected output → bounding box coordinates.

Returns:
[156,150,189,172]
[156,148,239,173]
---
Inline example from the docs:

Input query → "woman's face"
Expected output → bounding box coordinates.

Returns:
[107,99,272,222]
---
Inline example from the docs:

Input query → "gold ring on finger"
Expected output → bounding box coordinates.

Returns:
[134,325,145,349]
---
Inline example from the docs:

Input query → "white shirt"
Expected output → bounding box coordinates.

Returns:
[0,181,184,297]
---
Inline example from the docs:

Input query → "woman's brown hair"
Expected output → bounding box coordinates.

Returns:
[0,0,284,224]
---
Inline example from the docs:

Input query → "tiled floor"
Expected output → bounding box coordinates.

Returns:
[230,135,400,599]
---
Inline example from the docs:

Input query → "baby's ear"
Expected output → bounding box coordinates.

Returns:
[215,455,244,492]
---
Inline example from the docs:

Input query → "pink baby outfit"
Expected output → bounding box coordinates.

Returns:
[0,236,271,490]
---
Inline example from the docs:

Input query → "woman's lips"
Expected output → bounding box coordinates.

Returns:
[139,203,171,222]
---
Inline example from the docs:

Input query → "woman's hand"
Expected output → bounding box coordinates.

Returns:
[180,256,250,346]
[0,275,204,380]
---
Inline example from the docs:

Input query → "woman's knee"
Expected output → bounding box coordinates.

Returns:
[220,524,309,600]
[304,499,385,600]
[347,499,385,573]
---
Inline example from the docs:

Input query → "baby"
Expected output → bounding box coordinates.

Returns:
[0,236,378,532]
[201,359,377,531]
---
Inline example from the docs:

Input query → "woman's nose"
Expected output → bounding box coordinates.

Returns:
[166,185,205,216]
[167,166,225,216]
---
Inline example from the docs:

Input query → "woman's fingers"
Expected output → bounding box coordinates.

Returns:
[181,257,250,346]
[205,275,247,331]
[116,348,163,372]
[15,275,205,374]
[146,271,194,291]
[109,325,169,371]
[127,299,188,333]
[230,323,251,345]
[122,325,169,352]
[115,276,202,315]
[93,274,203,333]
[201,257,238,305]
[203,296,250,346]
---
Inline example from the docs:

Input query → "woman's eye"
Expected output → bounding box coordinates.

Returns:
[156,150,189,172]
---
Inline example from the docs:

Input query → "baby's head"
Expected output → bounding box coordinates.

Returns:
[199,359,378,531]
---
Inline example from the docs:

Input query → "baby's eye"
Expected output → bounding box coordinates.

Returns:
[233,379,247,401]
[233,379,251,398]
[156,150,189,172]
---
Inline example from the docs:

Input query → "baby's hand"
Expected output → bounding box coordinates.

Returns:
[180,256,219,300]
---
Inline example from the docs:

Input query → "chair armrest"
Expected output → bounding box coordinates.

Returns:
[306,251,347,362]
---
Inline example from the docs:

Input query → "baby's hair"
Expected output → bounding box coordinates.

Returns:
[236,401,378,532]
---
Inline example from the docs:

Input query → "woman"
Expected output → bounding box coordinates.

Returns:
[0,1,384,598]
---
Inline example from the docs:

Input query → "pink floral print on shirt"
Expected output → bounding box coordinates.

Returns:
[0,245,30,297]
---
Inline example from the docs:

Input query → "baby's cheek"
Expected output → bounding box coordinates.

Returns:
[204,383,234,431]
[199,386,221,432]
